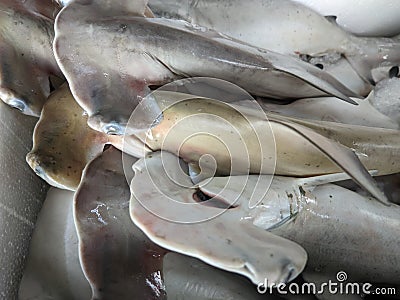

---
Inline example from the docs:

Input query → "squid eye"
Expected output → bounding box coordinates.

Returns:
[389,66,399,78]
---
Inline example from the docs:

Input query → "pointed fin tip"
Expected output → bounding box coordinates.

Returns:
[270,117,390,205]
[296,169,379,187]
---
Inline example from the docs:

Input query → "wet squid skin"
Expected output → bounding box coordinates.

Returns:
[0,0,63,116]
[54,0,355,135]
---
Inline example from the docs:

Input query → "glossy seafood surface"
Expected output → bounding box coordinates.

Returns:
[0,0,399,299]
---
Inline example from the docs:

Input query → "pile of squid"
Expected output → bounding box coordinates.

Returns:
[2,0,400,299]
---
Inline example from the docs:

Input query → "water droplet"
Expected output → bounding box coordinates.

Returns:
[103,122,123,135]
